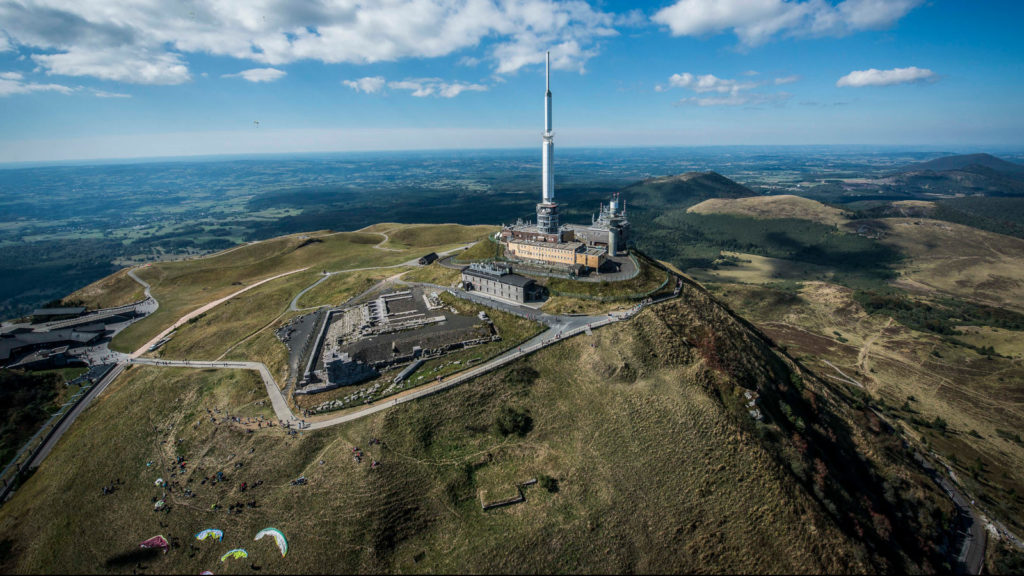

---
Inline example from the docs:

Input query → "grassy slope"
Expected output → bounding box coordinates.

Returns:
[713,280,1024,532]
[63,267,145,310]
[0,281,952,573]
[152,270,320,362]
[0,311,859,574]
[688,251,836,285]
[399,264,462,287]
[689,195,852,227]
[876,218,1024,312]
[110,226,493,353]
[297,267,413,309]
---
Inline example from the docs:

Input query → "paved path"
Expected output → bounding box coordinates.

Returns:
[132,268,309,358]
[121,280,678,431]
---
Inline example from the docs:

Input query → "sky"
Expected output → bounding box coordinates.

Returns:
[0,0,1022,163]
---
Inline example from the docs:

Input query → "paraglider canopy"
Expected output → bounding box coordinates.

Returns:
[254,527,288,557]
[220,548,248,562]
[139,535,169,551]
[195,528,224,541]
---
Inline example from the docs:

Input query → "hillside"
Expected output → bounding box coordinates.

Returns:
[624,172,899,279]
[0,271,953,573]
[885,153,1024,198]
[688,194,851,226]
[901,153,1024,176]
[624,171,753,208]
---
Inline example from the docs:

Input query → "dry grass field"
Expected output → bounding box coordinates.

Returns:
[876,218,1024,312]
[64,267,145,309]
[110,225,494,354]
[712,280,1024,532]
[399,263,462,287]
[688,251,836,285]
[688,195,852,226]
[0,300,894,574]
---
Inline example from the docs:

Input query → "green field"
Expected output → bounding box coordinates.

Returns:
[110,226,494,354]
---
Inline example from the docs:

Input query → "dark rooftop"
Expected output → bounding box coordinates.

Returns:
[32,307,86,316]
[462,267,535,288]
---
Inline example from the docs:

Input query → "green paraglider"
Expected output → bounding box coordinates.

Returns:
[195,529,223,541]
[254,528,288,557]
[220,548,248,562]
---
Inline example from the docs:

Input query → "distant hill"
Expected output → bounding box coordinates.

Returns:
[687,194,852,226]
[888,153,1024,197]
[623,171,754,209]
[900,153,1024,176]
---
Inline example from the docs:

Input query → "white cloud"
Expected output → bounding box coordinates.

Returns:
[659,71,790,106]
[836,66,936,87]
[388,78,487,98]
[667,72,758,94]
[31,47,191,85]
[345,76,487,98]
[92,89,131,98]
[652,0,921,45]
[0,74,74,97]
[774,74,800,85]
[0,0,619,85]
[223,67,286,83]
[676,92,791,107]
[343,76,387,94]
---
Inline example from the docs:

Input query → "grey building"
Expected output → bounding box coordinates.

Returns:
[461,263,539,304]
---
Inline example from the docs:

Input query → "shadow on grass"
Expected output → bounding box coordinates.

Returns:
[104,547,163,568]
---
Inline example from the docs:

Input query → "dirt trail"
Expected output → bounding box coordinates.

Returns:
[858,318,892,375]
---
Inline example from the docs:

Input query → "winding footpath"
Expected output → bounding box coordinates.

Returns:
[131,268,310,358]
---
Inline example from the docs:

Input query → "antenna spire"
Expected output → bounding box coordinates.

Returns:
[545,51,550,94]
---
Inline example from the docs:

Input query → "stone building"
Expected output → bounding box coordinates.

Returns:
[461,263,540,304]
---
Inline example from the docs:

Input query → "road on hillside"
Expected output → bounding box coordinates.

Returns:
[28,363,125,469]
[124,286,670,431]
[131,267,310,357]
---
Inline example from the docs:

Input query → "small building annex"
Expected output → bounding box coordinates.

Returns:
[461,263,541,304]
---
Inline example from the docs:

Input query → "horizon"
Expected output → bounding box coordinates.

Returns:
[3,143,1024,171]
[2,1,1023,164]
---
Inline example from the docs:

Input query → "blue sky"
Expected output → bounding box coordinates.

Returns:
[0,0,1021,163]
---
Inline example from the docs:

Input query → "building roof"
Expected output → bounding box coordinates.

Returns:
[507,238,584,251]
[461,267,535,288]
[32,307,86,316]
[0,328,100,362]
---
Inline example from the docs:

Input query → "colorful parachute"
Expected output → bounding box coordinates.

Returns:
[199,572,214,575]
[194,529,223,542]
[219,549,248,562]
[254,527,288,557]
[154,478,164,486]
[154,499,166,511]
[139,535,169,551]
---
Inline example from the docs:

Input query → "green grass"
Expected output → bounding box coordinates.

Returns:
[110,225,494,354]
[64,267,145,310]
[545,254,670,301]
[453,236,503,263]
[0,309,869,574]
[400,264,462,287]
[152,270,320,361]
[297,267,414,309]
